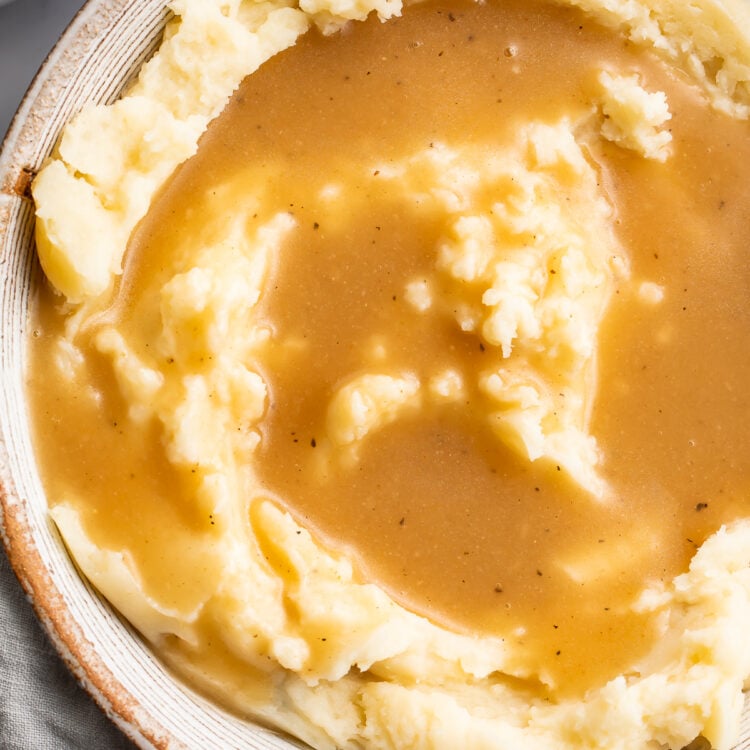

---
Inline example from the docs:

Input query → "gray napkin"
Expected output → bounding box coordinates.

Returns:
[0,551,138,750]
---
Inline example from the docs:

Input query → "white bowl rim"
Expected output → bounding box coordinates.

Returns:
[0,2,305,748]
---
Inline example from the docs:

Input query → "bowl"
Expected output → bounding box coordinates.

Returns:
[1,2,750,750]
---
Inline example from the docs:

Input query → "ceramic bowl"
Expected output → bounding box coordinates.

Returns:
[0,2,749,750]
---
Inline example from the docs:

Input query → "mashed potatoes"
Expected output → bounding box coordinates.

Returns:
[27,0,750,748]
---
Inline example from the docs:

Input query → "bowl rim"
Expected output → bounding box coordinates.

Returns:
[0,1,309,744]
[0,3,177,744]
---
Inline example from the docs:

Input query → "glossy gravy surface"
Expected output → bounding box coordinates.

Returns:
[29,0,750,696]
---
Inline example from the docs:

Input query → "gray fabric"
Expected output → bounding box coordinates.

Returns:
[1,2,138,747]
[0,552,138,749]
[0,0,83,138]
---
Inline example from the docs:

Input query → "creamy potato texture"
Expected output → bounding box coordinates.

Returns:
[27,0,750,748]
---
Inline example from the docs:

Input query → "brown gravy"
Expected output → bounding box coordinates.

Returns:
[28,0,750,697]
